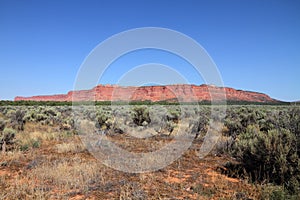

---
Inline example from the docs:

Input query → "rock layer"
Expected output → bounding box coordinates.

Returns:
[14,84,278,103]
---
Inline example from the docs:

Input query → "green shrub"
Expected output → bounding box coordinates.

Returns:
[224,107,263,138]
[0,118,6,132]
[165,120,176,133]
[24,110,35,122]
[6,109,16,118]
[229,125,300,194]
[131,106,151,126]
[35,113,48,122]
[19,139,40,151]
[189,116,208,137]
[166,109,180,123]
[95,110,112,130]
[260,185,300,200]
[43,107,57,116]
[31,139,40,148]
[0,128,16,151]
[10,110,25,131]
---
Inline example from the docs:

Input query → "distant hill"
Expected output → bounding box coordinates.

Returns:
[15,84,280,103]
[291,100,300,105]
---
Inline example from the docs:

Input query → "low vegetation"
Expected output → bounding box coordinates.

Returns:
[0,104,299,199]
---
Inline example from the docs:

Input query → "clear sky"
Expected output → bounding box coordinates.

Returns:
[0,0,299,101]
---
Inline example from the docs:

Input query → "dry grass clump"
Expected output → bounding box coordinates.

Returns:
[119,182,147,200]
[15,121,75,151]
[0,150,25,166]
[0,157,104,199]
[30,157,102,193]
[0,176,50,200]
[16,131,53,151]
[56,141,85,153]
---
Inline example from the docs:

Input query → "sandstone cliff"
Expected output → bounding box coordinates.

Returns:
[14,84,278,103]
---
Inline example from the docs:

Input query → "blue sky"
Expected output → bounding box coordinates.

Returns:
[0,0,299,101]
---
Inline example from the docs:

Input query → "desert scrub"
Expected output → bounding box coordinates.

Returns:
[95,110,113,130]
[131,106,151,126]
[23,109,36,122]
[0,127,16,151]
[3,108,26,131]
[260,185,299,200]
[0,117,6,132]
[229,125,300,194]
[224,107,255,138]
[43,107,57,117]
[189,115,209,136]
[60,117,75,130]
[166,108,181,123]
[22,106,64,126]
[5,108,16,118]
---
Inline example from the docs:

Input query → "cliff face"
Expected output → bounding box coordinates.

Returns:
[14,84,277,103]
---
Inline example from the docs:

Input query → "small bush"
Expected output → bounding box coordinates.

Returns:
[131,106,151,126]
[95,111,112,130]
[0,128,16,151]
[189,116,208,138]
[229,125,300,194]
[10,110,25,131]
[0,118,6,132]
[259,185,299,200]
[166,109,180,123]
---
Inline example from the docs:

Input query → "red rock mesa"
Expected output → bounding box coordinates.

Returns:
[14,84,278,103]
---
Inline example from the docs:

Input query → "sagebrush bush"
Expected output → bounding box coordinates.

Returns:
[95,110,112,130]
[224,107,262,138]
[13,110,25,130]
[131,106,151,126]
[190,116,208,135]
[230,125,300,194]
[0,118,6,132]
[0,127,16,151]
[166,109,181,123]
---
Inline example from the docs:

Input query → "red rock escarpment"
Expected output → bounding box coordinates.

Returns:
[14,84,278,103]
